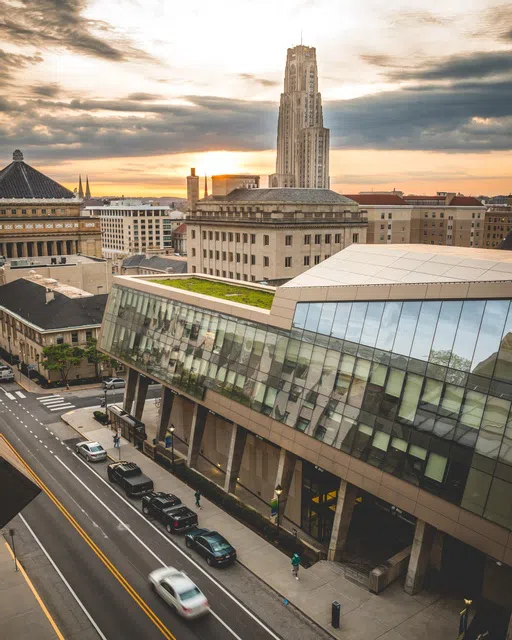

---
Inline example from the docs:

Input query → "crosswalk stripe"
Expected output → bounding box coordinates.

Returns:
[39,396,64,403]
[36,395,53,400]
[40,398,65,405]
[5,392,15,400]
[15,391,26,398]
[49,404,75,411]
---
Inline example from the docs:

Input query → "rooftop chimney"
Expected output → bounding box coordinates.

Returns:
[45,288,55,304]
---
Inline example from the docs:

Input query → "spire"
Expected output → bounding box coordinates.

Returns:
[78,175,84,199]
[204,175,208,198]
[85,175,91,199]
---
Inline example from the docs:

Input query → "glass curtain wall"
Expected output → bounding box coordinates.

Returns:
[101,286,512,531]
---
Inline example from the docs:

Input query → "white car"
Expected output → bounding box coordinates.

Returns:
[103,377,126,390]
[148,567,209,619]
[75,441,107,462]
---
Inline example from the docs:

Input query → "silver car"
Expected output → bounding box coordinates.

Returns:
[148,567,209,619]
[103,377,126,390]
[75,441,107,462]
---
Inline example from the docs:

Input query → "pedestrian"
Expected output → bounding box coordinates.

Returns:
[291,552,300,580]
[113,433,119,449]
[194,490,201,509]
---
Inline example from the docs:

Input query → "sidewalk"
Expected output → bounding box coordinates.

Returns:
[62,405,467,640]
[0,537,59,640]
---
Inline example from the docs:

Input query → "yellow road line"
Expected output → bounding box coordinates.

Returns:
[0,435,176,640]
[4,541,65,640]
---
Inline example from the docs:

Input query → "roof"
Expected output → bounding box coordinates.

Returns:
[0,150,75,200]
[448,196,484,207]
[343,193,406,205]
[0,279,107,329]
[173,223,187,234]
[282,243,512,289]
[210,188,357,205]
[122,254,188,274]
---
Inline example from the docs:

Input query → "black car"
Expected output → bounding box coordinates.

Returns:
[141,491,198,533]
[107,461,154,497]
[185,529,237,567]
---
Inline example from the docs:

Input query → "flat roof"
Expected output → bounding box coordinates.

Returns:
[282,244,512,289]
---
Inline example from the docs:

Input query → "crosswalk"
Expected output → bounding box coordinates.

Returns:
[37,395,75,412]
[4,390,25,400]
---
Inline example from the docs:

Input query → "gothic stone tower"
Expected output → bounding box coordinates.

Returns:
[269,45,330,189]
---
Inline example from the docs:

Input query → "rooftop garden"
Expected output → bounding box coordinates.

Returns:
[153,277,275,310]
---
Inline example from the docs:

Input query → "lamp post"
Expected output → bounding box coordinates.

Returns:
[104,386,108,419]
[7,335,11,364]
[170,424,175,472]
[36,353,40,375]
[275,484,283,541]
[459,598,472,639]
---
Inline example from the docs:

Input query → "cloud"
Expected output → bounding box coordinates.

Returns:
[389,50,512,81]
[31,83,61,97]
[0,0,152,62]
[0,48,42,87]
[126,92,163,101]
[477,4,512,42]
[390,10,449,27]
[238,73,279,88]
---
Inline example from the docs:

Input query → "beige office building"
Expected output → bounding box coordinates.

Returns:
[187,183,366,283]
[0,150,101,259]
[345,192,486,248]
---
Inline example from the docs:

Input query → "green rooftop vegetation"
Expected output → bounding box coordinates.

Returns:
[154,277,275,310]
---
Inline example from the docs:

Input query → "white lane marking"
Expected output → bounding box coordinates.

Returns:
[63,454,281,640]
[49,404,75,412]
[40,399,66,406]
[5,392,15,400]
[18,514,107,640]
[15,391,26,398]
[36,396,53,399]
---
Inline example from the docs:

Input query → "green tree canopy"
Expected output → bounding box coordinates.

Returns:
[41,343,84,385]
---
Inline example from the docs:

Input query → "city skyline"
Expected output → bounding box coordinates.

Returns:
[0,0,510,196]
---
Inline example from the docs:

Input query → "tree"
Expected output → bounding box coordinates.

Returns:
[41,343,84,386]
[83,337,116,379]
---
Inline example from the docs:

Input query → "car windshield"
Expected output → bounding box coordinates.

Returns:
[178,587,201,601]
[210,538,231,553]
[90,446,103,453]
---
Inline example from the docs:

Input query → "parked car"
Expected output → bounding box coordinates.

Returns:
[103,377,126,390]
[142,491,198,533]
[184,528,237,566]
[107,461,153,497]
[0,365,14,382]
[75,441,107,462]
[148,567,209,619]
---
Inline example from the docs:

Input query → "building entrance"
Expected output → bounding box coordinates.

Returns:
[300,461,339,544]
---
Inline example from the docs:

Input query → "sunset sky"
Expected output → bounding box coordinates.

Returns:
[0,0,511,197]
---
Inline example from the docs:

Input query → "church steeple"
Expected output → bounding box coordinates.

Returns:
[78,175,84,199]
[204,175,208,198]
[85,176,91,199]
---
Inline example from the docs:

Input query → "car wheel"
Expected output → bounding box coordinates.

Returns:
[166,524,172,534]
[75,446,80,454]
[185,538,193,549]
[207,557,213,567]
[107,472,114,482]
[142,506,149,515]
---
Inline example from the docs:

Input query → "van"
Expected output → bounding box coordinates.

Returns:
[0,365,15,382]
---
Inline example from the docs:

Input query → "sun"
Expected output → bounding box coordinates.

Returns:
[194,151,246,177]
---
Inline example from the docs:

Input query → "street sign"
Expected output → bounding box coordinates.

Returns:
[165,435,173,449]
[270,497,278,517]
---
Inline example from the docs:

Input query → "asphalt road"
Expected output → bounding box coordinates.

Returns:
[0,381,329,640]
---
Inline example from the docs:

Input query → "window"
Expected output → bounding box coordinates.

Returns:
[86,330,93,341]
[352,233,359,243]
[229,252,233,261]
[236,233,240,242]
[215,231,219,240]
[203,249,207,258]
[243,254,248,264]
[222,232,226,241]
[264,256,269,267]
[388,212,392,219]
[191,248,196,257]
[381,213,385,219]
[191,230,196,239]
[285,257,292,267]
[314,255,320,265]
[209,250,213,258]
[209,231,213,240]
[285,235,292,246]
[236,253,240,263]
[324,254,330,260]
[264,235,270,245]
[202,231,206,240]
[251,234,256,244]
[251,255,255,265]
[325,234,331,243]
[304,256,310,266]
[229,232,233,242]
[334,234,341,243]
[222,251,227,260]
[215,250,220,259]
[304,234,311,245]
[243,233,248,243]
[314,234,321,244]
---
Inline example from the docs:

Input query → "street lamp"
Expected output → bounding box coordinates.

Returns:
[7,335,11,365]
[459,599,473,638]
[275,484,283,541]
[104,386,108,419]
[170,424,175,472]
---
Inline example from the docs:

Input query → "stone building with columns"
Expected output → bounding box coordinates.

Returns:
[0,150,101,259]
[99,243,512,624]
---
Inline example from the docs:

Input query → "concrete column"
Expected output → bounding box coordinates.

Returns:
[430,530,444,573]
[273,448,297,516]
[51,241,57,256]
[20,243,27,257]
[133,375,150,421]
[186,403,208,468]
[42,241,48,257]
[123,367,139,413]
[404,519,436,595]
[328,480,358,562]
[157,387,175,441]
[506,612,512,640]
[12,243,18,258]
[224,424,247,494]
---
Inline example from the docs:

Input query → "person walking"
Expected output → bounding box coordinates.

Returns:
[194,490,201,509]
[113,433,120,449]
[291,552,301,580]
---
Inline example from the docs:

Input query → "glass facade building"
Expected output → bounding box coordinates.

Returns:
[101,284,512,532]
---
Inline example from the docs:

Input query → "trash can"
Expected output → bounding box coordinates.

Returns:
[332,601,341,629]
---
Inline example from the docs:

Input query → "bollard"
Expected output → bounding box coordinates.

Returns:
[332,600,341,629]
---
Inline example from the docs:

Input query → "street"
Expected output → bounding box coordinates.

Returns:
[0,380,328,640]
